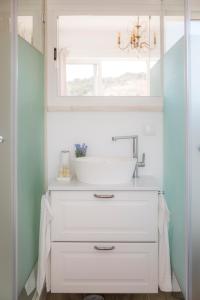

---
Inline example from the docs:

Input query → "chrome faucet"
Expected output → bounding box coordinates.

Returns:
[112,135,145,177]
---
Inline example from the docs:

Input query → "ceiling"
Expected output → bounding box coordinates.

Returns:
[58,16,160,32]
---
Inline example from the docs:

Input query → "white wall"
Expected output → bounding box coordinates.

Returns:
[47,111,163,185]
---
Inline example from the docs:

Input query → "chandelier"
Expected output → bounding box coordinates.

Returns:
[117,16,157,51]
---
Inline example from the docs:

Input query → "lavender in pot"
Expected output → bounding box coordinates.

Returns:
[75,143,88,158]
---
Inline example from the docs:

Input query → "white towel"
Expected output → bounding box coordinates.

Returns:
[158,193,172,292]
[36,193,53,296]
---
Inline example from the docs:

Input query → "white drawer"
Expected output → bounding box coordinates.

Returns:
[51,242,158,293]
[51,191,158,242]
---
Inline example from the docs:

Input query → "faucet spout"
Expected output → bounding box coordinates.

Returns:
[111,135,145,178]
[112,135,138,177]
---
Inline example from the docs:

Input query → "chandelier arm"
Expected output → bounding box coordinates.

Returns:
[118,43,131,51]
[117,16,157,52]
[140,41,150,48]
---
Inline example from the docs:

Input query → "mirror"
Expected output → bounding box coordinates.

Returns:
[57,15,161,97]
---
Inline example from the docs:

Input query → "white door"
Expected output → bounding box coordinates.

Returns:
[0,1,17,299]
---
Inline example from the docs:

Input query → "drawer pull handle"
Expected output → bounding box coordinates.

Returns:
[94,246,115,251]
[94,194,114,199]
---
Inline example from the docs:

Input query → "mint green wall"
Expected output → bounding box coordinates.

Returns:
[18,37,44,294]
[163,38,186,294]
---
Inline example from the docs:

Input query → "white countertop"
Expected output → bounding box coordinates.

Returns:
[48,176,160,191]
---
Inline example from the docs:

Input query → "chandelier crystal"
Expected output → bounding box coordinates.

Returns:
[117,16,157,52]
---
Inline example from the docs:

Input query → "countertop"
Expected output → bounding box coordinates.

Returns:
[48,176,160,191]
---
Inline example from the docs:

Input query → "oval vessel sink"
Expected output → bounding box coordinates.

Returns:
[74,156,137,185]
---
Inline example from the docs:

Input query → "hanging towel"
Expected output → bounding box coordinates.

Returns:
[36,193,53,296]
[158,193,172,292]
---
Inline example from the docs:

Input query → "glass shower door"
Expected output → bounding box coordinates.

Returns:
[0,0,17,299]
[188,5,200,299]
[163,0,187,296]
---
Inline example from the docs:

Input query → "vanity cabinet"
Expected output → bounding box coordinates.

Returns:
[49,189,159,293]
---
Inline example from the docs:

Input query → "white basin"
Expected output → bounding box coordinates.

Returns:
[73,156,137,185]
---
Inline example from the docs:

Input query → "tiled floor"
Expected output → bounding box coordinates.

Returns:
[46,292,184,300]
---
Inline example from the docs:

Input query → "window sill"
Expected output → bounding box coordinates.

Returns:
[47,96,163,112]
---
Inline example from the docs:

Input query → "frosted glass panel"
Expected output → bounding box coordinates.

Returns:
[164,38,186,294]
[17,37,44,296]
[189,19,200,300]
[0,1,16,299]
[17,2,45,297]
[163,0,186,295]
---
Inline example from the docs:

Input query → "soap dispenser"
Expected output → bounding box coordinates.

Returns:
[57,150,71,181]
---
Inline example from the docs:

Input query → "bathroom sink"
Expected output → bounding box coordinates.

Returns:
[73,156,137,185]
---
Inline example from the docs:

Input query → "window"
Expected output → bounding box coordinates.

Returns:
[101,60,148,96]
[65,64,97,96]
[62,60,149,97]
